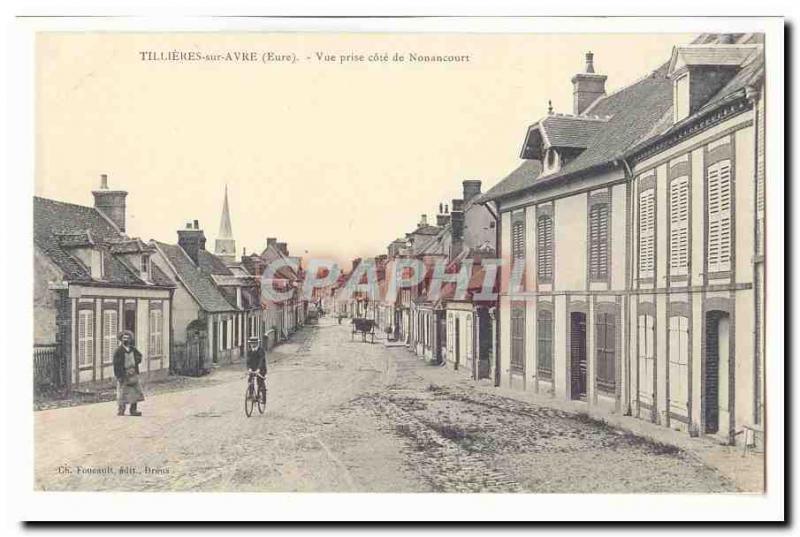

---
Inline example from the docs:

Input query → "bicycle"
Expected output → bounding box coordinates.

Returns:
[244,369,267,417]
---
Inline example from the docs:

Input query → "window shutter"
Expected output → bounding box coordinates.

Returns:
[79,310,94,367]
[638,190,655,278]
[512,220,525,260]
[511,303,525,372]
[595,312,615,393]
[103,310,117,363]
[589,204,609,280]
[537,310,553,378]
[537,215,553,281]
[707,160,732,273]
[669,177,690,274]
[78,311,87,366]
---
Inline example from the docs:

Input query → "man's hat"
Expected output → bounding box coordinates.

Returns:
[248,336,260,342]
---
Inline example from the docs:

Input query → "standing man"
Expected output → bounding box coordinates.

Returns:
[246,336,267,397]
[113,330,145,416]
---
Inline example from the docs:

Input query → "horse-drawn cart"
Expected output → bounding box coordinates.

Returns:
[351,318,376,343]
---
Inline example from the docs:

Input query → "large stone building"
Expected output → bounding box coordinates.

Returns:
[481,34,765,445]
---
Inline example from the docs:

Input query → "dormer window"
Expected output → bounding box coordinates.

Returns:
[140,254,151,281]
[542,148,560,176]
[90,249,104,280]
[674,72,690,123]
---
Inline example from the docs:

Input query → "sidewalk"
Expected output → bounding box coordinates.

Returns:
[413,358,765,493]
[34,326,309,412]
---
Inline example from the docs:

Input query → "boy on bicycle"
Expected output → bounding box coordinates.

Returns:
[246,336,267,397]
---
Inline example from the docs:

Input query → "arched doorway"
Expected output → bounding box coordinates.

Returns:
[704,311,730,435]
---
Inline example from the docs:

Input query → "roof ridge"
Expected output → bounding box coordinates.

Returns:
[583,60,670,115]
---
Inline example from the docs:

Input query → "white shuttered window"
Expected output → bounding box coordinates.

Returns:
[102,309,118,364]
[78,309,94,367]
[707,160,732,273]
[669,176,690,275]
[637,314,655,406]
[638,189,655,278]
[149,305,163,357]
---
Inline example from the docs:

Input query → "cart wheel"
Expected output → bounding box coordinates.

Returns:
[245,384,255,417]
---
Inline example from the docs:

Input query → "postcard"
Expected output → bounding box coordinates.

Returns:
[6,15,785,522]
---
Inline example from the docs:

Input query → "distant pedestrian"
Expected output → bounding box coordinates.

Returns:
[113,330,144,416]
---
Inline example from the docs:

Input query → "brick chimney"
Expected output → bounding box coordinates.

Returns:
[450,199,465,258]
[436,202,451,227]
[462,180,482,204]
[92,174,128,232]
[277,242,289,256]
[177,220,206,265]
[418,214,428,228]
[266,237,277,251]
[571,52,607,115]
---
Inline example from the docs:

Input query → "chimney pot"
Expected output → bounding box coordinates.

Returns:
[193,219,199,230]
[571,52,607,115]
[585,51,595,73]
[100,174,108,189]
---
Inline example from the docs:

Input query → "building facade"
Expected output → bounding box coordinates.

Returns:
[482,35,765,445]
[33,175,175,391]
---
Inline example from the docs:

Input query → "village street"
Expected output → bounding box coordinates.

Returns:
[35,317,739,493]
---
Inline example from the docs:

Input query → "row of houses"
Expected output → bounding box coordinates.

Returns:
[331,178,500,383]
[338,33,766,447]
[34,178,309,392]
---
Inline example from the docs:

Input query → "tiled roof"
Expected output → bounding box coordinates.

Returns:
[669,45,759,71]
[479,160,543,202]
[34,196,174,288]
[482,61,673,201]
[528,114,610,155]
[697,48,764,113]
[154,241,237,312]
[197,249,233,276]
[416,224,450,256]
[628,47,764,157]
[259,244,300,280]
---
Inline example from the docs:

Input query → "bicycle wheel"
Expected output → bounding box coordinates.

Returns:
[244,383,255,417]
[257,382,267,414]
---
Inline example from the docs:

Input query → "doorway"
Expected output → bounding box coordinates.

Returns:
[704,311,730,434]
[570,312,587,400]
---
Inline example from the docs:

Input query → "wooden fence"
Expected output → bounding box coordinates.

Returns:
[33,343,66,394]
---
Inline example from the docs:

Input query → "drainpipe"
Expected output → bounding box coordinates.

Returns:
[482,198,501,387]
[615,154,634,416]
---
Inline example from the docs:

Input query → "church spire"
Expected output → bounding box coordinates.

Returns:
[218,184,233,239]
[215,184,236,263]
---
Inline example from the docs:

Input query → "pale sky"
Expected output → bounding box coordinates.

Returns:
[36,32,692,265]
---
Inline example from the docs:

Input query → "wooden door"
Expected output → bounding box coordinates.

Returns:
[570,312,587,400]
[704,311,728,434]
